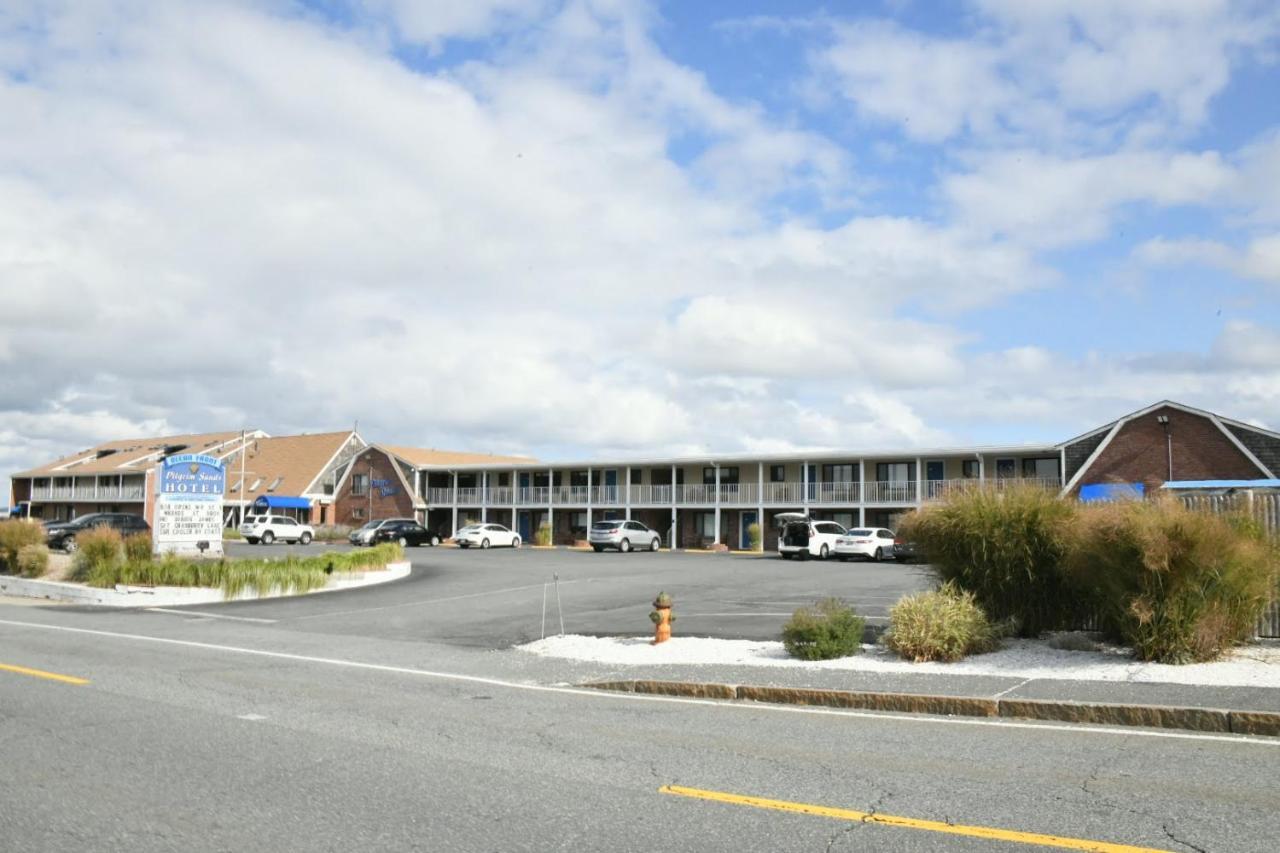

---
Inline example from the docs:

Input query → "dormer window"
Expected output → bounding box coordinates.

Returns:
[267,476,283,492]
[249,478,262,492]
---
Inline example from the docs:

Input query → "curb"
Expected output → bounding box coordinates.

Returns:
[582,679,1280,737]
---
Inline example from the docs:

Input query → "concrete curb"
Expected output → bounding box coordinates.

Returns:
[582,679,1280,737]
[0,561,411,607]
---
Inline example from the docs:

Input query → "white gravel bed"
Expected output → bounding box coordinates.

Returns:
[518,634,1280,688]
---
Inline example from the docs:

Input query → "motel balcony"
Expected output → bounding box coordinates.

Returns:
[423,477,1062,508]
[28,483,147,502]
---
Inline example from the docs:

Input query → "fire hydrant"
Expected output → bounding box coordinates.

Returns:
[649,591,674,644]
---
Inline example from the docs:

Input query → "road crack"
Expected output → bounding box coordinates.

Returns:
[1162,823,1209,853]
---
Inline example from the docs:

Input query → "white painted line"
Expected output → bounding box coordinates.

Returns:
[0,617,1276,748]
[147,608,277,624]
[993,677,1036,699]
[237,713,267,721]
[286,581,581,621]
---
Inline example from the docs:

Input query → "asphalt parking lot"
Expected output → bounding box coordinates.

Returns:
[217,542,934,648]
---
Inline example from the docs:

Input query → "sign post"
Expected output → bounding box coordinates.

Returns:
[153,454,226,558]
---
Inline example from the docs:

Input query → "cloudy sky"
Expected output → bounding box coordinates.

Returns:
[3,0,1280,497]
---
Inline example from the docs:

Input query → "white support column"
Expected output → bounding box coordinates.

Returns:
[414,470,422,524]
[756,462,764,549]
[481,471,488,522]
[451,471,459,536]
[670,463,678,550]
[547,467,554,546]
[511,468,517,534]
[713,464,721,546]
[915,456,923,507]
[625,466,632,520]
[586,468,593,534]
[978,454,985,485]
[802,461,810,515]
[858,459,866,526]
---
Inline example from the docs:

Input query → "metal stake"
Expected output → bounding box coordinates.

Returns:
[554,572,565,637]
[541,582,548,640]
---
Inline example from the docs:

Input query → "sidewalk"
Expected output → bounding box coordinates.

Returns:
[509,634,1280,736]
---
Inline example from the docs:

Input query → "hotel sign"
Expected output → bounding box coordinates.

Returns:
[153,454,225,557]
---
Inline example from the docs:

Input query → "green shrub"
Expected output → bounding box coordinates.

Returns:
[0,520,44,572]
[124,532,152,563]
[884,583,1002,663]
[222,527,243,540]
[746,522,762,551]
[1065,497,1279,663]
[314,524,352,542]
[899,484,1083,636]
[535,522,552,547]
[72,526,125,582]
[781,598,866,660]
[16,544,50,578]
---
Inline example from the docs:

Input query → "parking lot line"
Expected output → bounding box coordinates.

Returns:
[658,785,1172,852]
[0,661,89,686]
[287,580,580,621]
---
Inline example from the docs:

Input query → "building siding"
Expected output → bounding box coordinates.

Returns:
[1223,423,1280,477]
[1064,430,1110,484]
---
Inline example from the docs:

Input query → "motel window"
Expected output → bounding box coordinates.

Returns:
[570,471,589,487]
[352,507,365,519]
[352,474,369,496]
[823,464,855,483]
[996,459,1016,479]
[248,478,262,492]
[267,476,283,492]
[876,462,914,483]
[770,465,785,482]
[703,467,739,485]
[702,467,715,485]
[1022,458,1060,481]
[631,469,642,485]
[498,473,509,487]
[570,512,587,533]
[962,460,979,479]
[229,479,242,493]
[697,513,717,539]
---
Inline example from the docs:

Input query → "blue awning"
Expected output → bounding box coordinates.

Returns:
[1161,479,1280,490]
[252,495,312,510]
[1079,483,1145,503]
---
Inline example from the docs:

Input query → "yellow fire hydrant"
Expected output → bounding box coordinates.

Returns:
[650,591,674,644]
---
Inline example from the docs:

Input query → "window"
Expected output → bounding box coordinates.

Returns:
[352,474,369,496]
[229,479,242,493]
[570,471,589,487]
[703,467,716,485]
[876,462,914,482]
[1022,458,1060,481]
[570,512,588,532]
[352,507,365,519]
[721,467,740,484]
[962,460,979,479]
[996,458,1016,479]
[822,464,855,483]
[697,513,717,538]
[248,478,262,492]
[631,469,642,485]
[267,476,283,492]
[498,473,509,487]
[770,465,785,482]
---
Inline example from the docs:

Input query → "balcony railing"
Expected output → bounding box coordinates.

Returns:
[419,476,1062,507]
[29,484,146,502]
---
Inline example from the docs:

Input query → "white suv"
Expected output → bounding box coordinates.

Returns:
[776,513,847,560]
[239,515,315,545]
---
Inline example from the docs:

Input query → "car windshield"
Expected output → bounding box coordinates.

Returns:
[68,514,98,525]
[356,520,381,531]
[458,525,481,533]
[592,521,619,530]
[848,528,872,536]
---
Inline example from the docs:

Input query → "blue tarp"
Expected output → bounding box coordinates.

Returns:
[1161,479,1280,490]
[1079,483,1145,502]
[252,495,312,510]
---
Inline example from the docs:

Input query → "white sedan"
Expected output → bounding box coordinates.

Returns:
[833,527,897,562]
[454,523,521,549]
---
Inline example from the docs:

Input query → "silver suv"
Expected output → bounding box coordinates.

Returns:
[588,520,661,553]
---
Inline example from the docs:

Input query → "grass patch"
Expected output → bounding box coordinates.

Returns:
[1065,497,1279,663]
[0,519,44,572]
[781,598,866,661]
[75,541,404,600]
[899,484,1085,637]
[16,544,50,578]
[535,523,552,547]
[884,583,1002,663]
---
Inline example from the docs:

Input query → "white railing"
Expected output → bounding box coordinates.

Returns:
[762,482,803,504]
[29,484,145,502]
[591,485,624,505]
[676,484,715,504]
[813,482,860,504]
[862,481,918,503]
[717,483,758,505]
[628,484,673,504]
[455,487,482,505]
[923,477,1061,501]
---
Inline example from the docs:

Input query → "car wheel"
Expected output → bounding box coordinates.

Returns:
[512,536,521,549]
[246,538,258,545]
[650,537,660,552]
[300,532,312,545]
[481,538,490,549]
[619,538,631,553]
[819,544,829,560]
[874,547,883,562]
[397,536,407,547]
[63,537,77,554]
[430,534,440,547]
[262,531,274,545]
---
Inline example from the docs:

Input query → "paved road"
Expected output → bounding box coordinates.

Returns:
[210,544,934,647]
[2,548,1277,851]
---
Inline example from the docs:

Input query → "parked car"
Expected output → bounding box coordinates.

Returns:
[369,519,441,548]
[893,538,921,562]
[44,513,150,553]
[239,515,314,545]
[348,518,417,546]
[454,523,521,549]
[588,519,661,553]
[775,513,847,560]
[833,527,897,562]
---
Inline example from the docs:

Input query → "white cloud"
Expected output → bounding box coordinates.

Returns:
[1137,234,1280,285]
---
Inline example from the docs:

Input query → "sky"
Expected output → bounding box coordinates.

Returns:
[2,0,1280,499]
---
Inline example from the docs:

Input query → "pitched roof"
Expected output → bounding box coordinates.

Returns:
[380,444,536,469]
[13,431,251,478]
[221,431,357,503]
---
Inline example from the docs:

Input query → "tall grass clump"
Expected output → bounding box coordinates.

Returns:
[781,598,866,660]
[72,527,125,584]
[1065,497,1279,663]
[535,523,552,547]
[0,519,44,572]
[899,485,1082,636]
[124,532,152,563]
[16,544,50,578]
[746,522,763,551]
[884,583,1002,663]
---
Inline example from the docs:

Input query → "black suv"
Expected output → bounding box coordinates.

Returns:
[44,513,150,553]
[370,519,441,548]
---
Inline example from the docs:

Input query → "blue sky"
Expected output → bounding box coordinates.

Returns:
[2,0,1280,498]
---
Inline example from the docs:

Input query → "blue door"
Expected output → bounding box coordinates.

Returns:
[604,469,618,502]
[741,511,757,549]
[518,511,532,541]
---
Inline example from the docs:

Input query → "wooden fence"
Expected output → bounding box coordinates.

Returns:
[1181,492,1280,639]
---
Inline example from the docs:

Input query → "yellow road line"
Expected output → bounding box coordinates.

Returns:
[0,662,89,686]
[659,785,1171,853]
